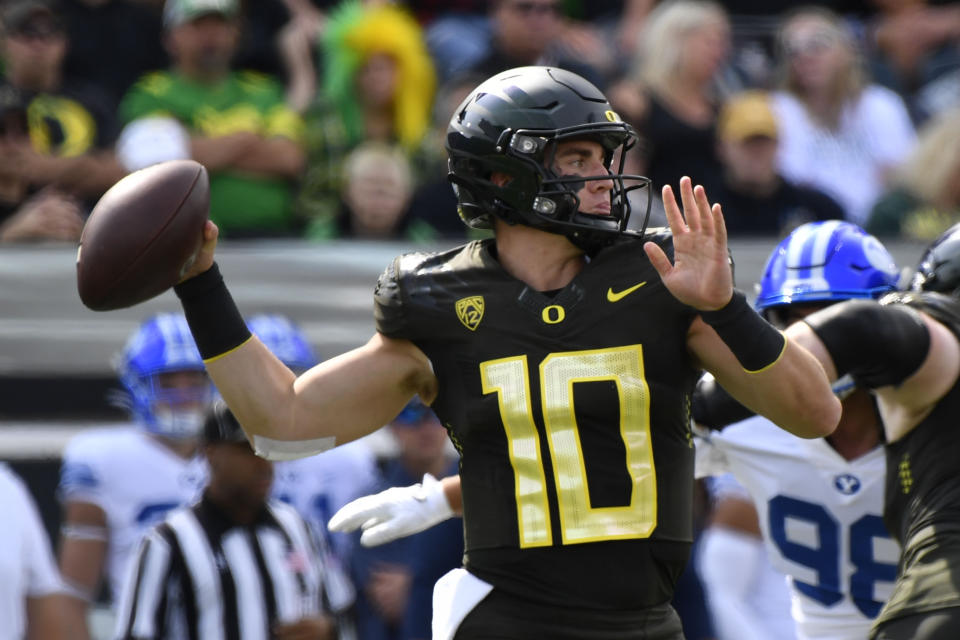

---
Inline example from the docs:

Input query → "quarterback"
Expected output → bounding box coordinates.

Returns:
[171,67,839,639]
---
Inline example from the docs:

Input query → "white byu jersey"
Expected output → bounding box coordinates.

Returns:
[59,427,207,602]
[695,416,899,640]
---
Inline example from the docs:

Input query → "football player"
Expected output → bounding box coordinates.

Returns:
[57,313,211,639]
[695,221,901,640]
[787,223,960,640]
[329,222,900,640]
[171,66,839,639]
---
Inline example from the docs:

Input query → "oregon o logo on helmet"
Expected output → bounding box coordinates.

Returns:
[604,110,620,122]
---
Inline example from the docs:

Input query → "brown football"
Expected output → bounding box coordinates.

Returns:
[77,159,209,311]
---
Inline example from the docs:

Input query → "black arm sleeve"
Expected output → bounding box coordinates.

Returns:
[802,300,930,389]
[692,375,755,429]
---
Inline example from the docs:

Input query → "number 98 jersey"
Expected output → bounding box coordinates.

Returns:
[696,416,899,640]
[375,236,700,610]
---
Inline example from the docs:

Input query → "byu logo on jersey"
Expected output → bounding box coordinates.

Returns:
[833,473,861,495]
[456,296,485,331]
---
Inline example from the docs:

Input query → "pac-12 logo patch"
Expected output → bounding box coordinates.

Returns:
[456,296,485,331]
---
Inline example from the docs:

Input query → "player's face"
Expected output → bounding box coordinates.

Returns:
[154,370,209,408]
[151,369,210,438]
[551,139,613,216]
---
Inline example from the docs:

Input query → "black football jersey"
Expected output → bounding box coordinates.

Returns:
[874,292,960,628]
[374,234,701,609]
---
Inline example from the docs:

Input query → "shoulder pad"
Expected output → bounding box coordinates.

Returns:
[373,250,446,340]
[374,242,487,340]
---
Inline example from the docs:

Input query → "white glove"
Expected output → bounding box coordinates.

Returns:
[327,473,455,547]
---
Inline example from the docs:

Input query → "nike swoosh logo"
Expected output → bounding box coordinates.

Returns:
[607,281,647,302]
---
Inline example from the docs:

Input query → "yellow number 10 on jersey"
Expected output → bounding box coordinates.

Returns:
[480,345,657,547]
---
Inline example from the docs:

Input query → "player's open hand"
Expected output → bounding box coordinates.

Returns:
[327,473,454,547]
[643,176,733,311]
[178,219,219,283]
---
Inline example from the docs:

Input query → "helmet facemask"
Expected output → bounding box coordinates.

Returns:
[452,123,652,251]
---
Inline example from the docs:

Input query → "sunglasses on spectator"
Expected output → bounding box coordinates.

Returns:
[505,1,562,16]
[784,30,837,58]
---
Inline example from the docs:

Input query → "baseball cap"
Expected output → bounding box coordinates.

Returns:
[1,0,63,35]
[163,0,238,29]
[203,400,249,444]
[717,91,779,142]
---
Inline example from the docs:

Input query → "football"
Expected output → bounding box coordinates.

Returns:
[77,160,210,311]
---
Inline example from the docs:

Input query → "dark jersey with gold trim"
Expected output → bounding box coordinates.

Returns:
[374,233,701,609]
[875,292,960,628]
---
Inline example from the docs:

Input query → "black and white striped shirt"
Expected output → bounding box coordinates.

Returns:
[114,494,329,640]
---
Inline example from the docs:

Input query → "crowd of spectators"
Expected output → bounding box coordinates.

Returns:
[0,0,956,245]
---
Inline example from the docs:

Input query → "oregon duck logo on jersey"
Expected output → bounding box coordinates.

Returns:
[456,296,484,331]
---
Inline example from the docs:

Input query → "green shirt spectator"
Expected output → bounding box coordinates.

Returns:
[118,0,306,238]
[120,70,304,235]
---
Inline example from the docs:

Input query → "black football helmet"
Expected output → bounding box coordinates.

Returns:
[911,223,960,296]
[446,66,652,251]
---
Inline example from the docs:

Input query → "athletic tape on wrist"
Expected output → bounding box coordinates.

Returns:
[173,262,252,361]
[701,290,786,373]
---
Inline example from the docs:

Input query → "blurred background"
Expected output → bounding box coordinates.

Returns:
[1,0,958,638]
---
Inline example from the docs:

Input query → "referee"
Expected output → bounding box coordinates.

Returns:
[114,402,344,640]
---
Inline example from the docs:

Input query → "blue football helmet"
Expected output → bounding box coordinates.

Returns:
[114,313,211,438]
[756,221,899,321]
[910,223,960,296]
[247,314,317,372]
